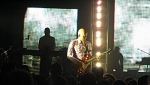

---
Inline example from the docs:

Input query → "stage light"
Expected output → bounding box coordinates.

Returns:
[95,62,101,67]
[96,20,101,27]
[97,12,102,19]
[96,31,101,37]
[97,6,102,12]
[96,52,101,56]
[96,37,101,46]
[97,0,102,5]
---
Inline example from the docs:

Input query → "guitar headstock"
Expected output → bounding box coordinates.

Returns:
[98,48,112,56]
[108,48,112,53]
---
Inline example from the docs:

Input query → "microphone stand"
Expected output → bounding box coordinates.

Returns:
[137,48,150,55]
[0,46,12,63]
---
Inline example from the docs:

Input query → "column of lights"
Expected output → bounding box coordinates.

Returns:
[95,0,103,55]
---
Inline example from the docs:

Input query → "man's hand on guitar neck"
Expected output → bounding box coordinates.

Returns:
[95,55,100,61]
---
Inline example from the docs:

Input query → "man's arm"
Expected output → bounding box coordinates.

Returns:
[67,41,83,64]
[38,38,43,51]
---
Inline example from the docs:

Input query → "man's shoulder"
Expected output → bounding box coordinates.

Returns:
[69,39,78,44]
[86,41,91,44]
[50,36,55,39]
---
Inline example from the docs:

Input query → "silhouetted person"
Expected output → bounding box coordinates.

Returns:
[124,76,133,85]
[38,27,56,78]
[137,74,150,85]
[18,64,30,73]
[103,73,116,85]
[80,72,97,85]
[97,78,111,85]
[0,62,16,84]
[50,63,63,76]
[43,75,68,85]
[65,76,78,85]
[128,79,137,85]
[92,67,104,82]
[2,69,34,85]
[108,47,123,79]
[112,79,127,85]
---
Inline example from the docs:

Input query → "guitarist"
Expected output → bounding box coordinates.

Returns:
[67,28,93,77]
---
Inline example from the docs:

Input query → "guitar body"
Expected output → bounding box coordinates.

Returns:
[71,48,111,75]
[71,56,91,75]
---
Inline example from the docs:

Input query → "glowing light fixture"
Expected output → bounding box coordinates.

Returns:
[96,31,101,37]
[97,0,102,5]
[97,6,102,12]
[97,13,102,19]
[96,52,101,56]
[96,20,101,27]
[96,62,101,67]
[96,37,101,46]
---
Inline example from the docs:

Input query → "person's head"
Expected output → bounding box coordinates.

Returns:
[78,28,87,42]
[92,67,104,80]
[2,69,34,85]
[44,27,50,36]
[103,73,116,84]
[124,76,133,84]
[80,73,97,85]
[43,75,68,85]
[138,74,150,85]
[65,76,78,85]
[50,63,63,76]
[112,79,127,85]
[114,46,120,53]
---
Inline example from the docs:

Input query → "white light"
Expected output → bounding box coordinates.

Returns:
[96,37,101,46]
[97,13,102,19]
[113,69,116,71]
[96,52,101,56]
[97,6,102,12]
[97,1,102,5]
[96,31,101,37]
[96,20,101,27]
[96,62,101,67]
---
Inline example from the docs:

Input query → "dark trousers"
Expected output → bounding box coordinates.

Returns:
[40,56,52,78]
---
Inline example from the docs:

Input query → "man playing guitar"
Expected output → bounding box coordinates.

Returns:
[67,28,96,77]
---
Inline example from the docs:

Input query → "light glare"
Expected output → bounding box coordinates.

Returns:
[96,62,101,67]
[96,37,101,46]
[97,13,102,19]
[96,31,101,37]
[97,1,102,5]
[96,52,101,56]
[97,6,102,12]
[96,20,101,27]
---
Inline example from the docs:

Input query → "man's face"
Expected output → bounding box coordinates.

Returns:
[79,29,87,41]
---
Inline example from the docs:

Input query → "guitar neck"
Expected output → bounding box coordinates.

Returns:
[86,49,111,64]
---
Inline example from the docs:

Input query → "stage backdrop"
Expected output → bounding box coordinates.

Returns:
[23,7,78,74]
[115,0,150,72]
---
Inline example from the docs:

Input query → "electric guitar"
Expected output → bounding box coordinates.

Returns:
[72,48,111,75]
